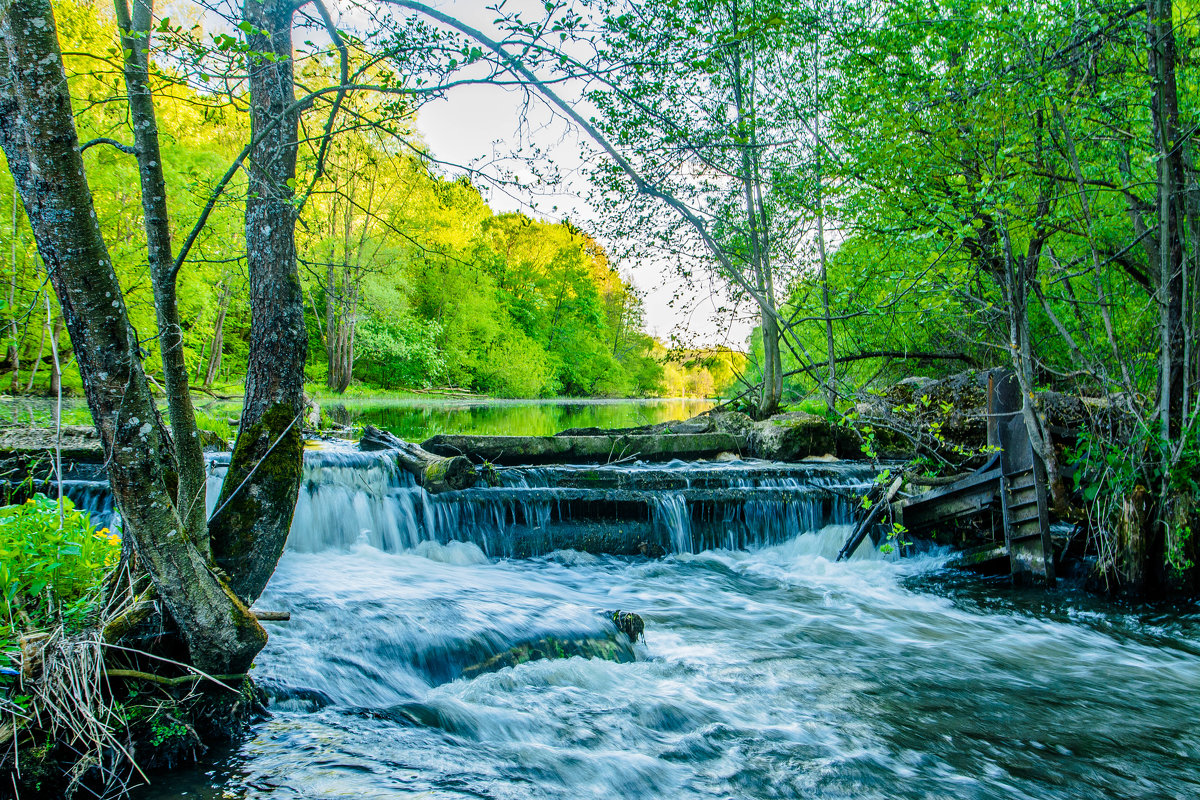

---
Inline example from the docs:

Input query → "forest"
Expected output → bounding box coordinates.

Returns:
[0,0,744,401]
[0,0,1199,795]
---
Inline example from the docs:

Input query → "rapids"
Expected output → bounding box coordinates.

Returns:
[82,448,1199,800]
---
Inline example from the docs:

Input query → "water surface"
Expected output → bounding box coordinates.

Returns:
[0,396,715,442]
[322,397,715,439]
[128,454,1200,800]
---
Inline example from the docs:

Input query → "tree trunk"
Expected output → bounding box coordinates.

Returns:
[1148,0,1187,444]
[1117,486,1150,591]
[23,300,46,392]
[209,0,307,605]
[114,0,207,545]
[337,277,357,393]
[758,313,782,418]
[204,279,231,389]
[325,261,337,390]
[48,315,61,397]
[7,189,19,394]
[0,0,265,673]
[1147,0,1187,590]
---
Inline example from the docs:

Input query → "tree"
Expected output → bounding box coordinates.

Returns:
[207,0,308,605]
[0,0,265,673]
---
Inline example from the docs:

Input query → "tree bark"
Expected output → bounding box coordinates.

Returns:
[0,0,265,673]
[7,189,18,394]
[114,0,207,545]
[1148,0,1187,444]
[23,300,46,392]
[325,260,337,390]
[1147,0,1187,590]
[47,314,62,397]
[209,0,307,605]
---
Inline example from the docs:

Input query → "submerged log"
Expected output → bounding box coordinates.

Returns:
[460,611,645,680]
[460,633,637,679]
[360,425,477,493]
[421,432,745,465]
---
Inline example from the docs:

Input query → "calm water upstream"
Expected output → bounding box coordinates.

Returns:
[0,397,715,441]
[116,449,1200,800]
[322,397,716,439]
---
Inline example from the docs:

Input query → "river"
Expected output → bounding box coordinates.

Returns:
[0,396,716,440]
[119,444,1200,800]
[320,396,716,438]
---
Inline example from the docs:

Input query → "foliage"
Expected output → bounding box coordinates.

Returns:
[0,495,118,668]
[0,0,693,403]
[354,314,446,390]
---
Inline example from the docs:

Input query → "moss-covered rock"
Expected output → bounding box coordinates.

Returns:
[747,412,858,462]
[460,611,646,680]
[460,633,637,679]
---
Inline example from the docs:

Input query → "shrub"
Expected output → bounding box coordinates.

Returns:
[0,494,118,669]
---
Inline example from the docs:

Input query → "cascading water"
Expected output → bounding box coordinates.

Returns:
[66,446,1199,800]
[67,447,876,558]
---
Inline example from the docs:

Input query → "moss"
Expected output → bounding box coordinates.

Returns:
[425,459,450,483]
[210,401,304,599]
[610,610,646,642]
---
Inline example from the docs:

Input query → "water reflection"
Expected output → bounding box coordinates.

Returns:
[324,397,715,440]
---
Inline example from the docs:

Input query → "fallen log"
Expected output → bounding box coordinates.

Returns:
[420,432,746,465]
[359,425,477,493]
[0,425,104,461]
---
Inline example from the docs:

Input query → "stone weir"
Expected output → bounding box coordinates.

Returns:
[60,446,879,559]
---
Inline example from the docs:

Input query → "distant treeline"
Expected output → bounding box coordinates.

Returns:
[0,0,740,401]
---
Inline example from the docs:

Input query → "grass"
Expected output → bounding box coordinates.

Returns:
[192,409,234,441]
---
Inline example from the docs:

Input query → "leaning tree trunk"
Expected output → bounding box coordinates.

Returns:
[115,0,207,545]
[0,0,265,674]
[205,279,232,389]
[208,0,307,605]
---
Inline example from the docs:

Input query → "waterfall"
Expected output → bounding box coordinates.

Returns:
[65,446,879,558]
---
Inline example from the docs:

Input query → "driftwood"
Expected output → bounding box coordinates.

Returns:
[835,476,904,561]
[360,425,477,493]
[420,432,745,465]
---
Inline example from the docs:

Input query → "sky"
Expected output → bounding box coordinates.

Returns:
[410,2,755,349]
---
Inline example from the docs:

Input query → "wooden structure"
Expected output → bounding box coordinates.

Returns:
[849,370,1055,585]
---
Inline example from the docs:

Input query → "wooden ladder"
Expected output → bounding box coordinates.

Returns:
[991,371,1055,586]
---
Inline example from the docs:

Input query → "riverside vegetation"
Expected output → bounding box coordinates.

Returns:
[0,0,1198,795]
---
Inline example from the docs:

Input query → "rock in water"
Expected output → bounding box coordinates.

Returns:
[610,610,645,643]
[460,634,637,679]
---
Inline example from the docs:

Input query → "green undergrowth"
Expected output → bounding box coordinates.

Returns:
[0,495,118,671]
[192,408,235,442]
